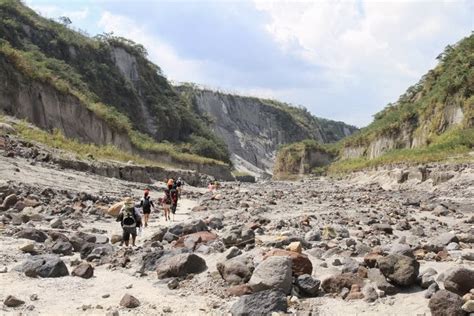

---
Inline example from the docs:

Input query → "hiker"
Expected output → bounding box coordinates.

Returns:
[170,184,179,221]
[140,188,155,228]
[116,198,142,247]
[161,183,173,221]
[175,177,183,197]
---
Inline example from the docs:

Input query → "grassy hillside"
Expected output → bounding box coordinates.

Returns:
[344,34,473,148]
[0,0,230,164]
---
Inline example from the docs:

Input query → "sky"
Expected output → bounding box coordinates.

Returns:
[25,0,473,127]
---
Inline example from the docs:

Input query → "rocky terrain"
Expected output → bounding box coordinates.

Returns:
[1,123,473,315]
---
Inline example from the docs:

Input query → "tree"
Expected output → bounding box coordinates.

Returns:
[58,16,72,26]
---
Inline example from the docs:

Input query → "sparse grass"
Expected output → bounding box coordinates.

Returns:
[13,120,176,168]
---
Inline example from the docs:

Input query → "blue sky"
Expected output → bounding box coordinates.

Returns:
[26,0,473,127]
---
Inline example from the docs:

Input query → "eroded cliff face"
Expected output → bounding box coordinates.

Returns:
[341,103,466,159]
[0,56,233,180]
[180,88,356,175]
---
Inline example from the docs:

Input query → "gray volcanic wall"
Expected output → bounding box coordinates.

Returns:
[178,87,357,175]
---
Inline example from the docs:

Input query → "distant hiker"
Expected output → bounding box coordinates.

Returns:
[161,182,173,221]
[140,189,155,228]
[175,177,183,197]
[169,185,179,221]
[116,197,142,247]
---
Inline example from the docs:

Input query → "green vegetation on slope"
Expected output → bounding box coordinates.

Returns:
[0,0,230,164]
[328,127,474,173]
[343,34,473,148]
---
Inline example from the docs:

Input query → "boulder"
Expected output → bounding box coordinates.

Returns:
[19,242,35,253]
[372,224,393,234]
[295,274,320,297]
[14,228,48,243]
[429,290,466,316]
[156,253,207,279]
[1,194,17,210]
[224,246,242,260]
[363,284,378,302]
[426,233,458,252]
[305,230,321,242]
[221,225,255,248]
[462,300,474,313]
[140,250,167,272]
[389,244,414,258]
[149,226,168,242]
[346,284,364,300]
[86,244,114,262]
[367,268,397,295]
[15,255,69,278]
[377,254,419,286]
[230,289,287,315]
[217,255,254,285]
[444,268,474,296]
[120,294,140,308]
[174,231,217,249]
[51,240,74,256]
[321,273,363,294]
[264,249,312,276]
[286,241,302,253]
[50,218,64,229]
[72,263,94,279]
[248,256,292,294]
[181,219,208,235]
[4,295,25,307]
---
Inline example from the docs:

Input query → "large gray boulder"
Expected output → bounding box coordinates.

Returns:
[217,254,254,285]
[248,256,292,294]
[156,253,207,279]
[377,254,419,286]
[444,268,474,296]
[230,289,287,315]
[428,290,466,316]
[15,255,69,278]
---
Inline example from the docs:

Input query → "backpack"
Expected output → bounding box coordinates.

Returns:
[142,196,151,210]
[170,188,178,205]
[122,206,136,231]
[164,189,172,204]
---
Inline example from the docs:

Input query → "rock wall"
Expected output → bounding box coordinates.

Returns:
[341,103,466,160]
[0,56,233,181]
[181,88,355,175]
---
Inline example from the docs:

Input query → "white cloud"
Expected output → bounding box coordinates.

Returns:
[98,11,208,83]
[254,0,472,85]
[26,1,90,21]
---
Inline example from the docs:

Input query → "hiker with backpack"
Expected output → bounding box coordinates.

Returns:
[161,183,172,222]
[170,184,179,221]
[116,197,142,247]
[175,177,183,197]
[140,189,155,228]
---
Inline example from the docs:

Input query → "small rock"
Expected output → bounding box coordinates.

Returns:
[4,295,25,307]
[19,242,35,253]
[462,300,474,313]
[424,282,439,299]
[286,241,302,253]
[50,218,64,229]
[119,294,140,308]
[249,256,292,294]
[295,274,320,297]
[71,263,94,279]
